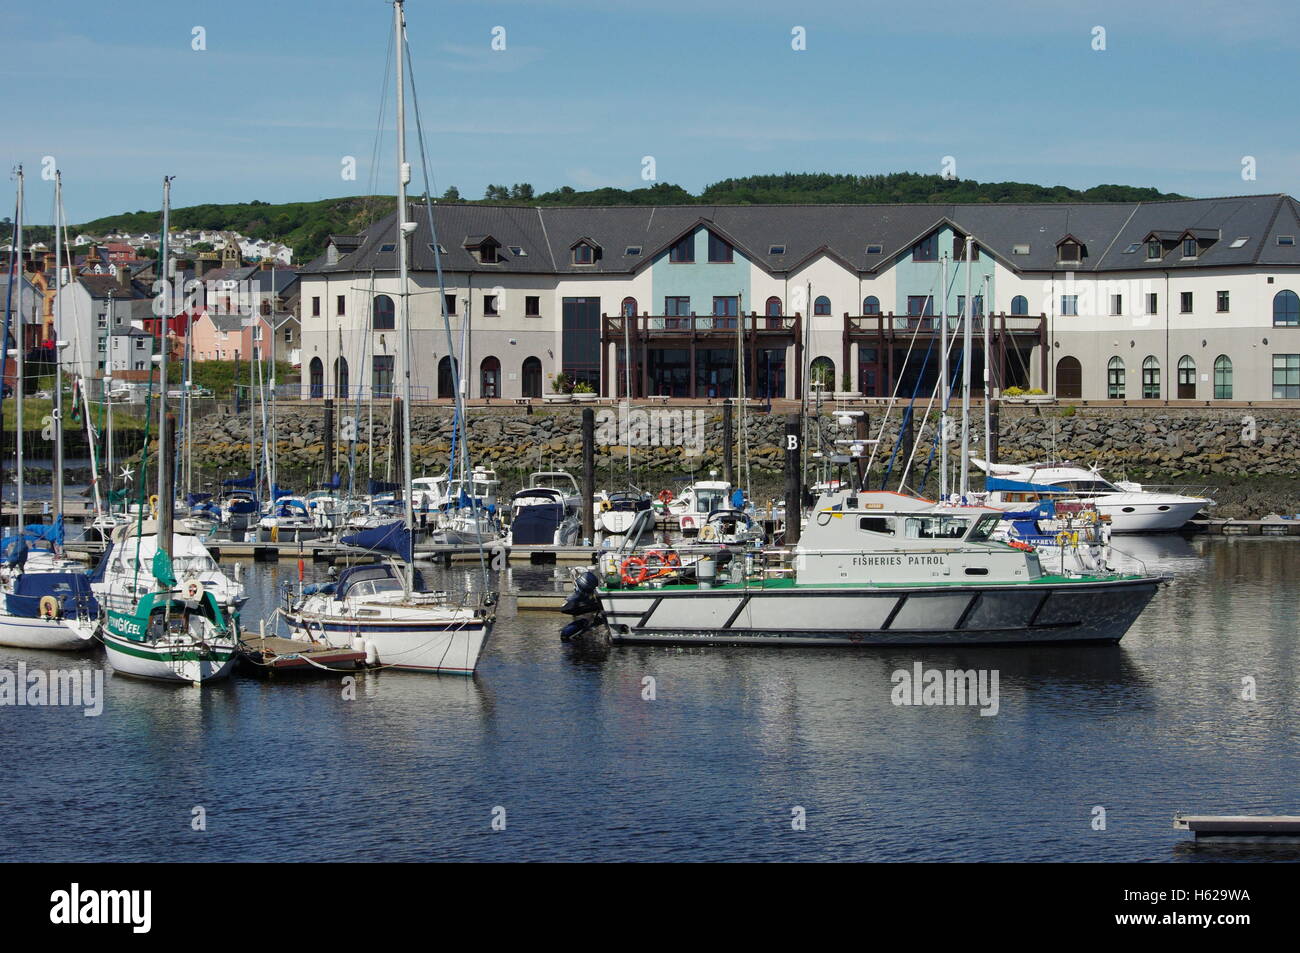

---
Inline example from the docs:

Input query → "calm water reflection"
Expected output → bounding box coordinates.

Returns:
[1,536,1296,861]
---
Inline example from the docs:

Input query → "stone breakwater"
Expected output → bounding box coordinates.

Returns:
[180,403,1300,517]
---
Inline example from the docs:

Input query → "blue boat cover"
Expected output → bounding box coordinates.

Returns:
[1001,500,1057,521]
[5,572,99,619]
[339,520,412,561]
[986,477,1068,494]
[368,479,398,495]
[223,472,257,488]
[23,517,64,547]
[226,497,259,515]
[187,492,213,505]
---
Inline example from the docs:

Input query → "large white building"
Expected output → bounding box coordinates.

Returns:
[296,195,1300,403]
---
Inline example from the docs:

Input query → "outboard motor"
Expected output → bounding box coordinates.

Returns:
[561,568,602,615]
[560,616,597,642]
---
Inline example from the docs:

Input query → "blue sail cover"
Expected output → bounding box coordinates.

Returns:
[6,572,99,619]
[223,472,257,488]
[369,479,399,495]
[187,492,213,505]
[271,484,294,500]
[1001,500,1057,521]
[23,517,64,547]
[986,477,1068,494]
[1,536,29,566]
[88,544,114,584]
[320,472,341,490]
[339,520,412,561]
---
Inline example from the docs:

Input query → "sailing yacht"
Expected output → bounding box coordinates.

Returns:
[281,0,494,675]
[99,177,240,685]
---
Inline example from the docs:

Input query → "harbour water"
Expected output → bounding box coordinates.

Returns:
[1,534,1296,862]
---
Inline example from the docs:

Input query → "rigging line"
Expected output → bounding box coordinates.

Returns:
[362,19,395,232]
[405,28,490,588]
[861,266,946,478]
[899,260,965,492]
[916,341,965,493]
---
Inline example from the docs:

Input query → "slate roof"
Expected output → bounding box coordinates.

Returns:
[298,194,1300,278]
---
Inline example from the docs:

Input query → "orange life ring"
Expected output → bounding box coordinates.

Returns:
[644,549,682,577]
[620,556,650,586]
[657,489,674,504]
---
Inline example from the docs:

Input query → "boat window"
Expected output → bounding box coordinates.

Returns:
[1062,480,1118,493]
[904,516,969,539]
[858,516,895,535]
[696,490,726,513]
[966,514,1002,542]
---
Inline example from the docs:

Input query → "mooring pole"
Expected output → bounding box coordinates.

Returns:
[784,413,801,546]
[323,397,335,485]
[581,407,595,542]
[721,400,734,486]
[989,410,999,465]
[855,413,870,489]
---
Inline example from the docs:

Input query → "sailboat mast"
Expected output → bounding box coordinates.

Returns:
[12,166,23,530]
[939,254,948,500]
[52,170,65,524]
[960,234,973,496]
[982,273,991,466]
[395,0,415,590]
[157,176,174,560]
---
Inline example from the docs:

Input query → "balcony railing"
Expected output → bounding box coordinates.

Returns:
[845,312,1046,335]
[604,312,801,335]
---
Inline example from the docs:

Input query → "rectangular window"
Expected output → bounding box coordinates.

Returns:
[1217,290,1230,312]
[572,244,594,265]
[1274,354,1300,398]
[1061,295,1079,316]
[859,516,894,535]
[479,244,499,264]
[1058,242,1081,262]
[664,296,691,317]
[336,295,345,316]
[135,338,145,350]
[906,295,934,317]
[1180,291,1193,313]
[768,245,785,256]
[624,245,642,257]
[373,355,395,397]
[1146,240,1162,260]
[866,243,883,255]
[712,297,738,327]
[312,296,320,317]
[284,327,293,344]
[484,294,499,316]
[1110,294,1123,316]
[1143,363,1160,399]
[912,235,938,262]
[1279,236,1295,246]
[707,233,733,263]
[97,314,107,328]
[525,295,541,317]
[444,294,457,316]
[1182,237,1198,258]
[953,237,980,260]
[669,235,694,263]
[1147,292,1158,315]
[253,346,260,361]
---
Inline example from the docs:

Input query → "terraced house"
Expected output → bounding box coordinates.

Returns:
[296,194,1300,403]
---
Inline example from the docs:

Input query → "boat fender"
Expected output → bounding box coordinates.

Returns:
[619,556,650,586]
[352,636,367,655]
[365,642,379,666]
[39,595,61,620]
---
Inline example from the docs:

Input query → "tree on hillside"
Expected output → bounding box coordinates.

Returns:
[441,186,461,201]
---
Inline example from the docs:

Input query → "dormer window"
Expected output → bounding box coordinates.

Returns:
[1146,240,1162,260]
[479,244,499,264]
[1058,241,1081,262]
[1182,237,1198,258]
[462,235,501,263]
[569,238,600,265]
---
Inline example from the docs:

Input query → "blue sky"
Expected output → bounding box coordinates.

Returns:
[3,0,1298,224]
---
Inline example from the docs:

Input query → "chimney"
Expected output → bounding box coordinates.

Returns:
[195,252,218,278]
[117,263,131,290]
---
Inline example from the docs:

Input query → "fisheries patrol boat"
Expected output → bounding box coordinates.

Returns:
[576,489,1159,647]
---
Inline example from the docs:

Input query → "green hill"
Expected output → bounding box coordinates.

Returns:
[6,173,1187,263]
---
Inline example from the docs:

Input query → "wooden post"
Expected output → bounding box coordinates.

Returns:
[784,414,801,546]
[854,413,870,489]
[721,400,734,486]
[323,398,335,482]
[581,407,595,542]
[989,411,999,464]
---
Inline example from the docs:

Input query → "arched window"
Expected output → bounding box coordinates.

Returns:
[863,296,880,315]
[1177,355,1196,399]
[437,355,457,399]
[621,297,637,318]
[334,356,348,400]
[809,356,835,392]
[372,294,395,330]
[1011,295,1028,316]
[764,296,782,328]
[1142,356,1160,399]
[1214,355,1233,399]
[480,356,501,398]
[1055,356,1082,398]
[1273,289,1299,327]
[1107,357,1125,399]
[521,356,542,398]
[813,295,832,316]
[309,357,324,399]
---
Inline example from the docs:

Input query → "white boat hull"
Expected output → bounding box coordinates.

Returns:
[101,631,237,684]
[282,611,491,675]
[0,614,97,651]
[1095,498,1207,532]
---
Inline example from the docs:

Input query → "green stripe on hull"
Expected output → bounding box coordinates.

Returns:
[103,633,235,662]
